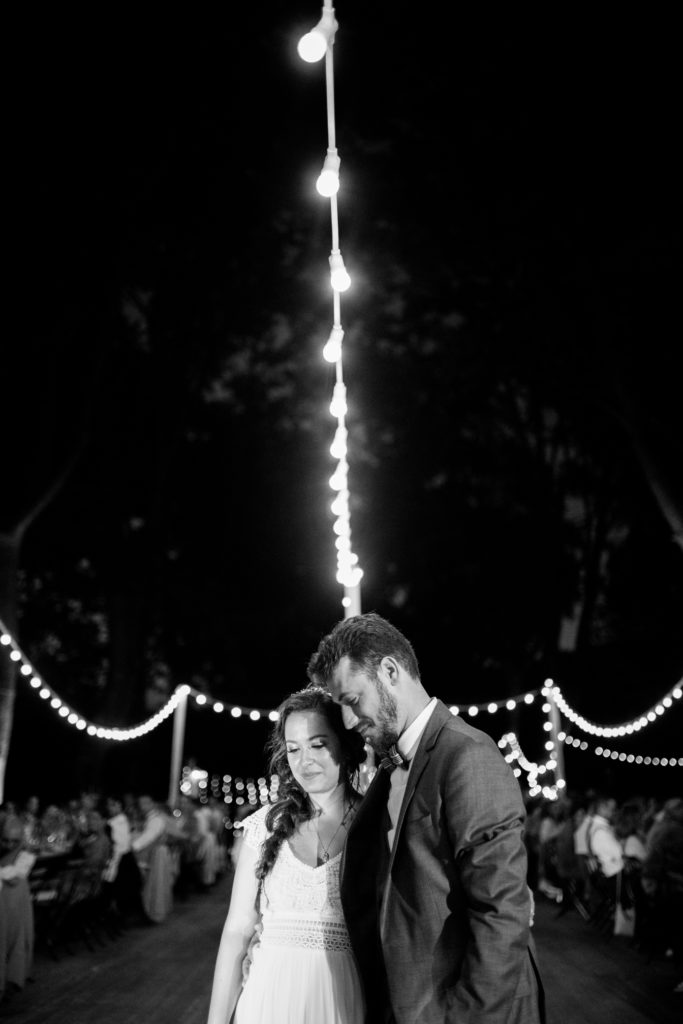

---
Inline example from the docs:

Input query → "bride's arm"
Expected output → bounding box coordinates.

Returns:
[206,840,260,1024]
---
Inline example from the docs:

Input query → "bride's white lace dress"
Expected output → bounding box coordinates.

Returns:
[233,805,365,1024]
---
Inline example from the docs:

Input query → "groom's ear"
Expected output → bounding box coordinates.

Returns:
[378,656,400,686]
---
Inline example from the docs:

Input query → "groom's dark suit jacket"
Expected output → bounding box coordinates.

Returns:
[340,700,545,1024]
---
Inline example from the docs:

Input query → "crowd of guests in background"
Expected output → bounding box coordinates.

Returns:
[1,785,681,1005]
[524,790,683,991]
[0,790,233,1004]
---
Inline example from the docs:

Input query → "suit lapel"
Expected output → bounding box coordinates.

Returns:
[386,700,451,876]
[341,761,391,885]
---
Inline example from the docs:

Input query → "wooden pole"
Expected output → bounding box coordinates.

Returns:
[547,689,567,795]
[168,687,188,808]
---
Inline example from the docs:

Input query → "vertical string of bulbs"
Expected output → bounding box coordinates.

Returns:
[298,3,363,618]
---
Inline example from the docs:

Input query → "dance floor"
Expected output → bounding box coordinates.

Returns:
[2,874,679,1023]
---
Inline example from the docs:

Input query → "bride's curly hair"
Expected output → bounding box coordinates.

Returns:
[255,686,366,880]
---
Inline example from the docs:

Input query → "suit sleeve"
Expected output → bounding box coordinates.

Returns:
[443,733,532,1021]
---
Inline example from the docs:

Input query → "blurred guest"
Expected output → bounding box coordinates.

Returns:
[586,795,623,880]
[132,795,173,923]
[103,796,144,922]
[40,804,75,854]
[573,794,596,858]
[20,796,40,849]
[615,802,647,864]
[123,792,142,833]
[195,800,219,887]
[208,797,228,876]
[0,817,36,1002]
[555,798,583,914]
[642,797,683,969]
[537,801,563,901]
[79,811,111,868]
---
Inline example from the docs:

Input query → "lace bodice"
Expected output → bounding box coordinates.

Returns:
[241,805,351,953]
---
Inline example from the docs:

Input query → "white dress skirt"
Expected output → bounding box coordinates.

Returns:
[233,806,365,1024]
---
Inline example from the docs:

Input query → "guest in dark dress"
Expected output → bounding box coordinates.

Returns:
[0,816,36,1002]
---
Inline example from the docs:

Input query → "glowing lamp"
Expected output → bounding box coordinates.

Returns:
[297,8,337,62]
[329,464,347,491]
[337,565,363,587]
[330,382,347,417]
[323,325,344,363]
[329,251,351,292]
[330,425,347,459]
[330,491,348,516]
[316,149,340,196]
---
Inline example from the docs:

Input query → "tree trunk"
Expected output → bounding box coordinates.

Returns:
[0,530,22,804]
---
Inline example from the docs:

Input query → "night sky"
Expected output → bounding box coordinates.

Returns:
[3,3,682,802]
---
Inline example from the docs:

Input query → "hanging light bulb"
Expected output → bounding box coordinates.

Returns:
[333,515,351,537]
[329,251,351,292]
[329,382,347,418]
[330,425,348,459]
[329,463,347,491]
[297,7,338,63]
[337,564,363,587]
[316,149,340,196]
[322,325,344,362]
[330,492,347,516]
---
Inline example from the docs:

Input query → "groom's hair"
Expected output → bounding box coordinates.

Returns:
[307,612,420,685]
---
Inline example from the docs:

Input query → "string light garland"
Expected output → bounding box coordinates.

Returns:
[297,1,363,615]
[4,616,680,776]
[548,679,683,738]
[560,732,683,767]
[0,617,279,742]
[184,765,281,815]
[498,732,565,801]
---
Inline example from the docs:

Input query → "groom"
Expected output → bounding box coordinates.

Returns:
[308,613,545,1024]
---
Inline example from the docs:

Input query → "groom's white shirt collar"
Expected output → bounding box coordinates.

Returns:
[398,697,437,761]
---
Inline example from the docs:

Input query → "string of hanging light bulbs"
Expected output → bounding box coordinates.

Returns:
[550,680,683,738]
[297,2,363,616]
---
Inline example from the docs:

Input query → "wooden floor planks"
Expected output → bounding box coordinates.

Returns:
[1,878,679,1023]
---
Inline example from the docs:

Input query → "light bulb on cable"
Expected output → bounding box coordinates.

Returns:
[330,382,347,418]
[297,7,338,63]
[330,490,348,516]
[323,325,344,363]
[316,149,340,196]
[330,425,347,459]
[329,251,351,292]
[329,461,348,491]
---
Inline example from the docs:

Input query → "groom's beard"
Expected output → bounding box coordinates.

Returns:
[369,680,400,755]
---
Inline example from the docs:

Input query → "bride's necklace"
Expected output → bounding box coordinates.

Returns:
[314,801,356,864]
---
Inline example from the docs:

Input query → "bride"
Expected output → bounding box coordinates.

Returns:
[206,687,366,1024]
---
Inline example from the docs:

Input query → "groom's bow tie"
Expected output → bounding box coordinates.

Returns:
[379,745,409,772]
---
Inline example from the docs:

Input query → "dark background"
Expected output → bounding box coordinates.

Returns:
[3,3,682,803]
